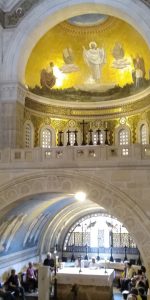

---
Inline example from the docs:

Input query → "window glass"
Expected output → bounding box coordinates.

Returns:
[25,123,32,148]
[42,128,51,148]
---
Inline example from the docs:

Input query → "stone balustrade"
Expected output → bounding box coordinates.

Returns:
[0,144,150,168]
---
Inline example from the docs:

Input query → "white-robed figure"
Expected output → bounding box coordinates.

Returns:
[89,257,99,270]
[83,41,106,82]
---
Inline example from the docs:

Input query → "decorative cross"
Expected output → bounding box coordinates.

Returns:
[66,130,71,146]
[80,120,88,145]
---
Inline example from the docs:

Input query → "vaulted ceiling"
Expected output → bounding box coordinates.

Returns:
[0,192,103,257]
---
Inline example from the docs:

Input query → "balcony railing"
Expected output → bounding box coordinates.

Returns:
[0,144,150,168]
[65,245,139,255]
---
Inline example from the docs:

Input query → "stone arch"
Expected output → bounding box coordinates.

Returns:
[0,169,150,277]
[3,0,150,83]
[42,206,114,256]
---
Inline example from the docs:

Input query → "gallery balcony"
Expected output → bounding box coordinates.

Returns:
[0,144,150,169]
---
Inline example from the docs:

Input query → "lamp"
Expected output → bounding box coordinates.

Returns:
[75,192,86,201]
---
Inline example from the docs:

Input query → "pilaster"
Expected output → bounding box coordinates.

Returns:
[0,82,27,148]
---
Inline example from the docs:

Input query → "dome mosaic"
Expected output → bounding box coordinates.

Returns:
[25,13,150,103]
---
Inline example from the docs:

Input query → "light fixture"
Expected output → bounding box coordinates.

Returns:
[75,192,86,201]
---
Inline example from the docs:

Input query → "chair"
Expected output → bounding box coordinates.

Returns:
[115,258,122,263]
[130,259,136,265]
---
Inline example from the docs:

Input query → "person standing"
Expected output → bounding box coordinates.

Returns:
[83,41,106,82]
[43,252,55,271]
[26,262,38,292]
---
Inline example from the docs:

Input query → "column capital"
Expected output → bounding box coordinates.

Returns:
[0,81,27,105]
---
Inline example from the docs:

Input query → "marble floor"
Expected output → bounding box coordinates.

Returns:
[24,287,123,300]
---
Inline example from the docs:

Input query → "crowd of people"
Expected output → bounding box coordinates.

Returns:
[0,254,149,300]
[0,252,55,300]
[119,262,148,300]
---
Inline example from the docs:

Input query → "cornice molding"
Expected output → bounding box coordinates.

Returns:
[25,88,150,119]
[140,0,150,8]
[0,82,27,104]
[0,0,41,28]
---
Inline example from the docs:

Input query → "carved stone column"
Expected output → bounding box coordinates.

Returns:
[0,82,26,148]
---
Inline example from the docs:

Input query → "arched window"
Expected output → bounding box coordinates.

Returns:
[137,121,149,145]
[41,128,51,148]
[140,124,147,145]
[119,129,129,145]
[118,128,129,156]
[24,121,34,148]
[64,129,81,146]
[70,132,75,146]
[63,214,137,251]
[93,131,104,145]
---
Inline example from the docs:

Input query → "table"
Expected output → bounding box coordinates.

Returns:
[56,267,114,300]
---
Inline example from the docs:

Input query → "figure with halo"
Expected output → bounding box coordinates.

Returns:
[83,41,106,82]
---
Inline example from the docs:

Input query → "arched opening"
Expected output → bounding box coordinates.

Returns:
[0,170,149,278]
[62,213,138,262]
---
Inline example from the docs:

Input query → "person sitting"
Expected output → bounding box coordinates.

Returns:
[43,252,55,271]
[136,280,147,291]
[26,262,38,292]
[140,266,149,293]
[138,287,147,300]
[121,262,135,292]
[129,277,137,292]
[127,288,142,300]
[127,295,138,300]
[0,281,15,300]
[5,269,25,300]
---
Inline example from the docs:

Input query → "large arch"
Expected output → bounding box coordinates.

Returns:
[40,204,102,255]
[0,169,150,277]
[2,0,150,83]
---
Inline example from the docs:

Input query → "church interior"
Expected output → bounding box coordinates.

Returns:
[0,0,150,299]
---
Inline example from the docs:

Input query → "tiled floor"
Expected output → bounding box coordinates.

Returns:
[113,287,122,300]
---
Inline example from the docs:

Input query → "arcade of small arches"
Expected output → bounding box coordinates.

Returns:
[24,118,149,153]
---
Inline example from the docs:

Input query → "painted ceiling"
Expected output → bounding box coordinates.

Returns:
[0,192,101,256]
[25,14,150,102]
[68,14,109,26]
